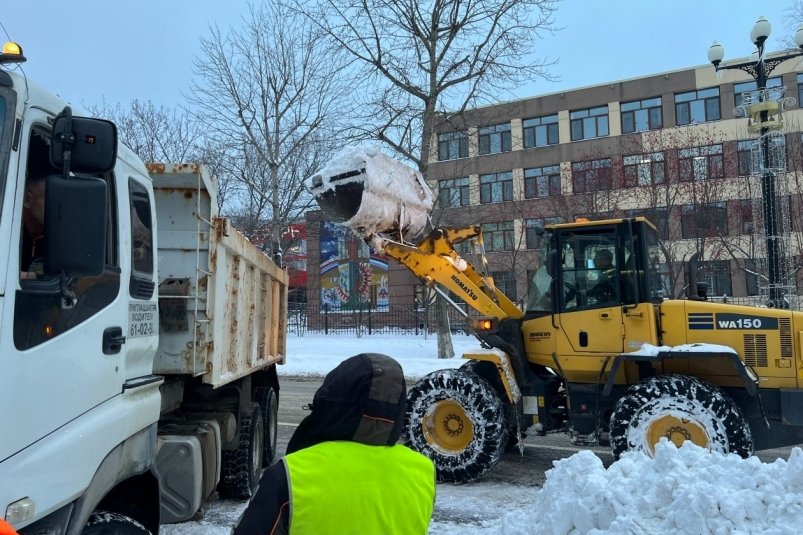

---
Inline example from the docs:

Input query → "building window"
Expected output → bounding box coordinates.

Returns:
[523,114,559,148]
[737,199,754,235]
[438,177,470,208]
[625,208,668,240]
[570,106,609,141]
[623,152,665,187]
[479,124,512,155]
[621,97,663,133]
[572,158,612,193]
[734,77,782,108]
[678,144,723,182]
[737,140,754,176]
[798,74,803,109]
[681,202,727,238]
[524,165,561,198]
[480,172,513,204]
[491,270,516,300]
[438,131,468,161]
[699,260,732,296]
[675,87,720,125]
[482,221,514,252]
[744,258,760,296]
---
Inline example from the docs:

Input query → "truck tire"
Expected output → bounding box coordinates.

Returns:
[219,402,264,499]
[609,374,753,459]
[83,511,151,534]
[254,385,279,465]
[404,369,508,483]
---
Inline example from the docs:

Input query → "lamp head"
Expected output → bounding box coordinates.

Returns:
[708,41,724,68]
[795,25,803,49]
[750,16,771,46]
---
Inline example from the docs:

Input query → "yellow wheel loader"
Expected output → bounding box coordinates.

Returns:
[309,150,803,483]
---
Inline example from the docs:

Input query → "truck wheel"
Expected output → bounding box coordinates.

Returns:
[404,369,508,483]
[254,385,279,465]
[609,374,753,459]
[219,402,264,499]
[83,511,151,534]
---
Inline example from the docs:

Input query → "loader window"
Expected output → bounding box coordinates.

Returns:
[559,229,619,311]
[14,128,120,350]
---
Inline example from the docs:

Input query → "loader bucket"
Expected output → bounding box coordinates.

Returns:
[307,147,434,241]
[310,172,365,223]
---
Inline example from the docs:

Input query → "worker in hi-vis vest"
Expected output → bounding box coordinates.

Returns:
[234,353,436,535]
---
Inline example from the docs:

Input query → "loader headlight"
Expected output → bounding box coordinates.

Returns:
[311,174,323,188]
[471,317,497,333]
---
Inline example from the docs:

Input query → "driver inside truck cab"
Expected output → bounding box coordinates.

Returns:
[19,132,54,279]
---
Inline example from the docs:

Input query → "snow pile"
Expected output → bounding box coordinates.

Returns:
[503,440,803,535]
[307,144,433,241]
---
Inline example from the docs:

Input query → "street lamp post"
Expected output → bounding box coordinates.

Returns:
[708,17,803,307]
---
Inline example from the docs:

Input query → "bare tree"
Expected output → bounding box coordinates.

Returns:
[188,2,351,257]
[89,99,204,163]
[296,0,559,357]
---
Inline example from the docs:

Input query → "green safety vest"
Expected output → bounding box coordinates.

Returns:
[284,441,436,534]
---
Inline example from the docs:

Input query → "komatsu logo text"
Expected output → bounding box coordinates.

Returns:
[451,275,478,300]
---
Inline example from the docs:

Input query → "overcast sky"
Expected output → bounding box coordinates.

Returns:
[1,1,796,111]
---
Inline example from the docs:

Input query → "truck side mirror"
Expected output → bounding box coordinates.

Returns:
[50,110,117,174]
[44,175,107,277]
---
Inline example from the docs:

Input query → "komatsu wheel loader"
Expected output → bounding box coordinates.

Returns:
[309,147,803,483]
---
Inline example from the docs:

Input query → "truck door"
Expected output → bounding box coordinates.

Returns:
[554,226,624,355]
[0,118,125,461]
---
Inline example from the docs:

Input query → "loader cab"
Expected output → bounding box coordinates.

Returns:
[528,217,664,314]
[525,217,663,360]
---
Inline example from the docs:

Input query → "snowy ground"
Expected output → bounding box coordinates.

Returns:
[164,333,803,534]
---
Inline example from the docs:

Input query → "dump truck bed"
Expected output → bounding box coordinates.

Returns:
[149,163,287,388]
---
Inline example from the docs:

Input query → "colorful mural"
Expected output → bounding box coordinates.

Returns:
[319,221,389,311]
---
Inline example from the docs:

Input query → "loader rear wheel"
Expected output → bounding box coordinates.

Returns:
[404,369,508,483]
[609,374,753,459]
[219,403,264,499]
[83,511,151,534]
[254,386,279,465]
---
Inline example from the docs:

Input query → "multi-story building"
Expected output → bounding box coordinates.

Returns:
[426,55,803,307]
[303,55,803,327]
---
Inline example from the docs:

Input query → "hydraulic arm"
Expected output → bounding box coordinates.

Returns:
[378,226,523,321]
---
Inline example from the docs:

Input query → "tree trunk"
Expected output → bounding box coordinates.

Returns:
[435,296,455,359]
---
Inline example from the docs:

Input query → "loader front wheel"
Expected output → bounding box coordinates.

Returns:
[609,374,753,459]
[404,369,508,483]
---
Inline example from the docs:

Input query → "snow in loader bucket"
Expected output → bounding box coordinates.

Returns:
[307,145,433,241]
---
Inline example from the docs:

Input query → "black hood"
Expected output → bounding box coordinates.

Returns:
[285,353,407,454]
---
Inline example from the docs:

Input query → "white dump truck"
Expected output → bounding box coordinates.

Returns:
[0,43,287,533]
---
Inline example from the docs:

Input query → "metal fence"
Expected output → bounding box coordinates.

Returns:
[288,302,477,336]
[705,294,802,310]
